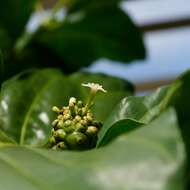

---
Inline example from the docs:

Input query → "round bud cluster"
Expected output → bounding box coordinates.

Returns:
[48,97,102,150]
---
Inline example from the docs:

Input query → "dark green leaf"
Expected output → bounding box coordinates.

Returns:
[0,109,186,190]
[32,5,145,72]
[0,69,132,146]
[98,70,190,152]
[0,0,37,40]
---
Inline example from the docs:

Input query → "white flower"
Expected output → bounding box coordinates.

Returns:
[82,83,107,93]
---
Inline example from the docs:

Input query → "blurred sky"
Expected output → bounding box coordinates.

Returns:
[89,0,190,84]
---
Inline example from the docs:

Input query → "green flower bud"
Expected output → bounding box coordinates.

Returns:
[81,107,86,116]
[75,123,86,132]
[52,119,59,127]
[49,136,56,145]
[57,120,64,129]
[80,119,88,126]
[63,126,75,133]
[64,120,72,127]
[86,115,93,122]
[57,115,63,120]
[52,106,60,113]
[77,100,83,108]
[74,115,81,122]
[77,108,83,116]
[51,128,55,135]
[86,126,98,135]
[55,129,66,139]
[63,113,71,120]
[63,107,70,114]
[66,132,89,150]
[56,142,68,150]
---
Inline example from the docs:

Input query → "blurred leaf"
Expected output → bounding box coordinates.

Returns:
[31,4,145,72]
[0,28,11,49]
[0,109,186,190]
[0,69,132,146]
[0,0,37,40]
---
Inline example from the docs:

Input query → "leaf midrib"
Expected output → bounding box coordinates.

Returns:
[19,77,60,145]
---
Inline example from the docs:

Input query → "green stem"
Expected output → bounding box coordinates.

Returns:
[84,90,96,114]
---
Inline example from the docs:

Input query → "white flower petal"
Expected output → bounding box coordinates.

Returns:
[82,83,107,93]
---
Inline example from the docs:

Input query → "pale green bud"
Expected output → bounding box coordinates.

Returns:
[75,115,81,122]
[56,142,68,150]
[52,106,60,113]
[57,115,64,120]
[64,113,71,120]
[66,132,89,149]
[80,119,88,126]
[55,129,66,139]
[51,128,55,135]
[77,100,83,108]
[64,120,72,126]
[52,119,58,127]
[57,120,64,128]
[75,123,86,132]
[86,115,93,122]
[49,136,56,144]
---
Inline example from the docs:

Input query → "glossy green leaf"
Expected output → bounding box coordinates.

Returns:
[0,69,132,146]
[0,109,186,190]
[0,0,37,40]
[97,70,190,149]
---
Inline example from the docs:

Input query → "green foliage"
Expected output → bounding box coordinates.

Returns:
[0,109,186,190]
[0,0,145,82]
[0,69,189,189]
[0,0,37,41]
[0,0,189,189]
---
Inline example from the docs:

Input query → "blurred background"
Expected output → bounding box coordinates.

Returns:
[2,0,190,93]
[89,0,190,93]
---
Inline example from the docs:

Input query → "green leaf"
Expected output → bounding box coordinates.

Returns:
[0,69,132,146]
[97,70,190,151]
[0,109,186,190]
[31,4,145,72]
[0,0,37,40]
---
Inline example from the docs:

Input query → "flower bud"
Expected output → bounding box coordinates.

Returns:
[51,128,55,135]
[55,129,66,139]
[66,132,89,149]
[69,97,76,107]
[57,115,63,120]
[77,100,83,108]
[74,115,81,122]
[52,106,60,113]
[75,123,86,132]
[63,113,71,120]
[86,115,93,122]
[86,126,98,135]
[52,119,58,127]
[80,119,88,126]
[64,120,72,127]
[63,126,75,133]
[49,136,56,145]
[57,120,64,129]
[56,142,67,150]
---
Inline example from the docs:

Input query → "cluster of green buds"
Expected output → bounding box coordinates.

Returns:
[48,83,107,150]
